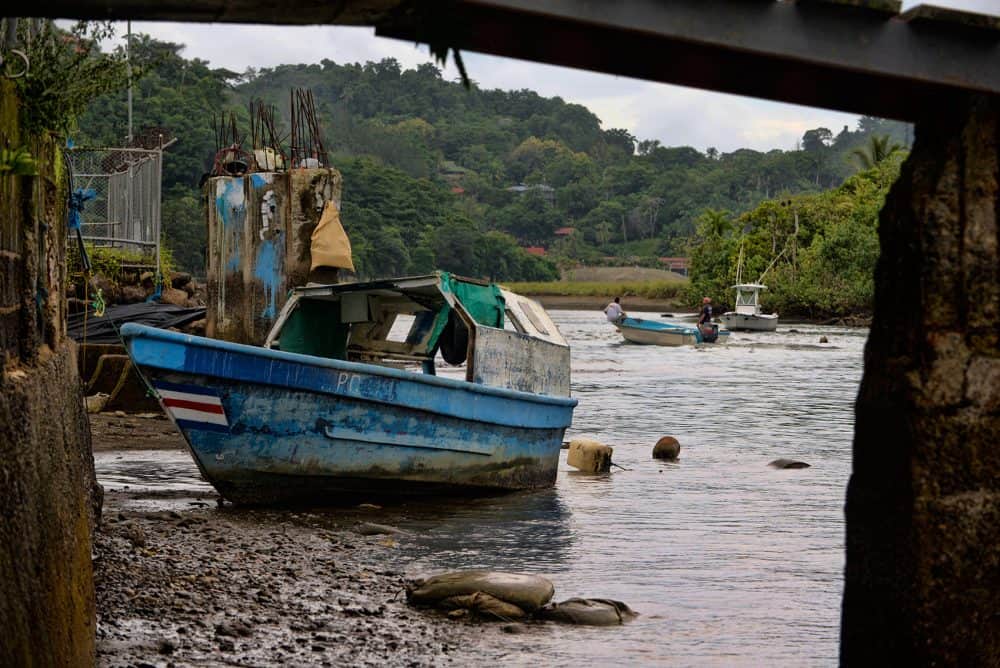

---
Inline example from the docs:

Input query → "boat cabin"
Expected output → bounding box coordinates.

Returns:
[732,283,768,316]
[263,272,571,397]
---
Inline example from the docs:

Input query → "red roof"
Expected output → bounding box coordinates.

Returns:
[524,246,547,257]
[450,186,465,194]
[658,256,690,267]
[554,227,576,236]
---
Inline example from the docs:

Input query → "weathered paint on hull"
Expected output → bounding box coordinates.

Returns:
[120,324,576,504]
[720,313,779,331]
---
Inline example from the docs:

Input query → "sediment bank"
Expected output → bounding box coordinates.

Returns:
[528,294,686,313]
[91,415,510,666]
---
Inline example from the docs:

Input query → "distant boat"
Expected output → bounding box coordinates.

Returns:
[723,241,780,332]
[616,316,730,346]
[121,273,578,504]
[720,283,779,332]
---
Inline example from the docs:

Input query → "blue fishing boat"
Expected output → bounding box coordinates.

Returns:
[616,316,730,346]
[120,273,577,504]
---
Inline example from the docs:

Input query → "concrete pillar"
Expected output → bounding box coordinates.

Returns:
[206,168,342,345]
[842,94,1000,665]
[0,79,97,666]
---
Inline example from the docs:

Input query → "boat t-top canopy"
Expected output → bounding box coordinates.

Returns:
[731,283,768,314]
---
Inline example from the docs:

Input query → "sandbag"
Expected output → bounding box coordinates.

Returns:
[406,570,554,612]
[310,200,355,272]
[439,592,528,620]
[536,598,637,626]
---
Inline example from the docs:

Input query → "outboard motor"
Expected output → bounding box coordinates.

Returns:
[699,323,720,343]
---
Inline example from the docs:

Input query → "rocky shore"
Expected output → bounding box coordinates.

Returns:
[91,416,512,667]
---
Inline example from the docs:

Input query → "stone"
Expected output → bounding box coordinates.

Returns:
[170,271,193,289]
[355,522,404,536]
[439,592,528,620]
[536,598,638,626]
[159,287,189,306]
[567,438,613,473]
[769,459,811,469]
[182,319,206,336]
[119,285,147,304]
[652,436,681,460]
[123,523,147,548]
[406,570,554,613]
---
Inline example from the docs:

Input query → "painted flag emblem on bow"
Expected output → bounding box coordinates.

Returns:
[153,381,230,433]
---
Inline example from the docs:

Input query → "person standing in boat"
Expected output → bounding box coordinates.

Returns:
[698,296,714,325]
[605,296,626,323]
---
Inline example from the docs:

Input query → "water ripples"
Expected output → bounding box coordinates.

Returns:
[94,309,865,666]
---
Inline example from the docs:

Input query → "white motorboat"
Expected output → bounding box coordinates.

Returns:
[720,283,779,331]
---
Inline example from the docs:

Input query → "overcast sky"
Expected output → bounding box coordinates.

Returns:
[101,0,996,154]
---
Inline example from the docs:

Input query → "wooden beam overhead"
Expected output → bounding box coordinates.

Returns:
[14,0,1000,120]
[375,0,1000,121]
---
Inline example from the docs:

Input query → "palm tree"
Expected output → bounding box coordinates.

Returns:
[697,209,733,239]
[852,134,902,170]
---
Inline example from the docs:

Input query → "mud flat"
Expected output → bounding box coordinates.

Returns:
[530,294,685,312]
[91,415,510,666]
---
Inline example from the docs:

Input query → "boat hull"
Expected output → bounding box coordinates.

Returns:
[121,324,577,504]
[720,313,779,331]
[619,324,698,346]
[617,317,729,346]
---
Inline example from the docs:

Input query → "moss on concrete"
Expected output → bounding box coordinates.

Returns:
[0,76,97,667]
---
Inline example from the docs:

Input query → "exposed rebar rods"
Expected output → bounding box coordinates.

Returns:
[289,88,328,169]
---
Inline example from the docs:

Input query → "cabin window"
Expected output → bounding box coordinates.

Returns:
[519,300,550,335]
[503,309,526,333]
[387,314,415,343]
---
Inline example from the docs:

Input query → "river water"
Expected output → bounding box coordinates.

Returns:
[95,310,867,666]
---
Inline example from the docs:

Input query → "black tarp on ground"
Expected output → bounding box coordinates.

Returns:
[68,303,205,344]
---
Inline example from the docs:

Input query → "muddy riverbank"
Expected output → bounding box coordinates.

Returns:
[529,294,685,313]
[91,416,513,667]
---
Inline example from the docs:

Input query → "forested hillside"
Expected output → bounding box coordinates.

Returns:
[75,35,909,300]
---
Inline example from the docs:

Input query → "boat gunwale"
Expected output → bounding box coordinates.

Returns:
[120,322,578,408]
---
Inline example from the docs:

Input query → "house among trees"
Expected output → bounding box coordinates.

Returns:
[523,246,547,257]
[658,256,690,276]
[554,226,575,237]
[505,183,555,204]
[439,160,470,185]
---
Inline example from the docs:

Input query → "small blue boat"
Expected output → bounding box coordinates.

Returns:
[616,317,730,346]
[121,273,577,504]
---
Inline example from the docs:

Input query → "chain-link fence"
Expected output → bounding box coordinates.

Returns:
[66,147,162,256]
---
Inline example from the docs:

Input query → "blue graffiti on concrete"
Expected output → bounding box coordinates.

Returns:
[254,234,282,319]
[216,178,245,273]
